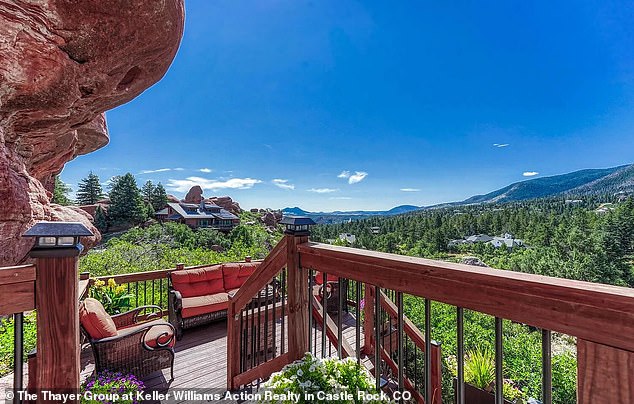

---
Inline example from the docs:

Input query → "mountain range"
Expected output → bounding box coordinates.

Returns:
[283,163,634,221]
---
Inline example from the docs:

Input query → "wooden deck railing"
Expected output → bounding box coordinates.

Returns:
[0,264,35,402]
[297,241,634,404]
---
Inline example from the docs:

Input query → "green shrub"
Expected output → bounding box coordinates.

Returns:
[0,312,37,377]
[90,278,134,314]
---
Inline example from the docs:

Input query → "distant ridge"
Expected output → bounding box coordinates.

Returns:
[283,163,634,223]
[458,164,634,205]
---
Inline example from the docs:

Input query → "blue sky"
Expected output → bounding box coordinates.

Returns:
[61,1,634,211]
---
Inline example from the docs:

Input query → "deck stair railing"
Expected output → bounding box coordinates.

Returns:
[226,237,289,390]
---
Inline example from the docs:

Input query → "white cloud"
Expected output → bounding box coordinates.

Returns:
[139,168,172,174]
[308,188,338,194]
[493,143,510,148]
[272,179,295,190]
[348,171,368,184]
[199,168,212,173]
[167,176,262,193]
[400,188,421,192]
[338,170,351,179]
[174,168,185,171]
[329,196,352,200]
[523,171,539,177]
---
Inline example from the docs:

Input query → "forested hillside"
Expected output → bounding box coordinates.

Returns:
[312,195,634,287]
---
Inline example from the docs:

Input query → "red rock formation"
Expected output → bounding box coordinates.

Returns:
[0,0,185,265]
[208,196,242,215]
[184,186,204,204]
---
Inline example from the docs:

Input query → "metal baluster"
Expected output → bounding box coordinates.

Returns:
[281,268,286,354]
[356,281,361,365]
[374,285,381,391]
[13,312,23,404]
[151,279,155,306]
[457,307,465,404]
[337,277,343,359]
[159,278,163,309]
[135,282,139,307]
[240,310,244,372]
[257,288,262,365]
[272,275,277,356]
[144,280,147,306]
[412,340,417,391]
[397,292,404,399]
[425,299,432,404]
[322,272,327,357]
[264,284,270,362]
[308,269,313,353]
[542,329,552,404]
[250,301,257,368]
[495,317,503,404]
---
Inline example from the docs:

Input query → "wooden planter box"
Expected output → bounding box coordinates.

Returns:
[453,379,514,404]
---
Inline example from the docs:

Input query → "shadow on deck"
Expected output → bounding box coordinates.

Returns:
[78,311,364,403]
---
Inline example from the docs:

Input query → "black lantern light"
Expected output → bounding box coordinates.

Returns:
[23,221,94,257]
[280,216,316,236]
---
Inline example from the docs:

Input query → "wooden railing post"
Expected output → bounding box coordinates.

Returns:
[286,232,309,362]
[23,222,93,403]
[226,297,240,391]
[363,284,375,356]
[577,339,634,403]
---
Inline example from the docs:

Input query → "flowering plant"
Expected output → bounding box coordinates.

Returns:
[260,353,392,403]
[90,278,134,314]
[81,371,144,404]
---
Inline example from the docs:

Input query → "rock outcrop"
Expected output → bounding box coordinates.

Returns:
[208,196,241,215]
[261,210,283,228]
[184,186,204,204]
[0,0,185,265]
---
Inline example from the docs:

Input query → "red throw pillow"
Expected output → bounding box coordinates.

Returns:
[79,298,118,339]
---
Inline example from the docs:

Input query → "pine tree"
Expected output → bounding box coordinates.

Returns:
[52,176,72,205]
[76,172,104,205]
[152,183,169,211]
[141,180,155,203]
[107,173,147,226]
[94,205,108,233]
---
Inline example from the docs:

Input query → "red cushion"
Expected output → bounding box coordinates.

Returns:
[222,262,258,290]
[118,319,175,348]
[181,293,229,318]
[315,272,339,285]
[79,298,118,340]
[171,265,225,297]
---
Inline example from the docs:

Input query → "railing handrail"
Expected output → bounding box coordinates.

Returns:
[91,260,264,285]
[229,238,287,313]
[380,290,441,350]
[298,242,634,353]
[0,264,35,316]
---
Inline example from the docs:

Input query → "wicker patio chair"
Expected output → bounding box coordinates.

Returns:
[80,298,176,380]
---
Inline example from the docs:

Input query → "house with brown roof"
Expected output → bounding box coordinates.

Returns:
[156,201,239,231]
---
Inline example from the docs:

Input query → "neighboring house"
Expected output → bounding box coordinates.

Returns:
[156,201,239,231]
[339,233,356,244]
[595,203,616,214]
[370,226,380,235]
[449,233,524,250]
[465,234,494,243]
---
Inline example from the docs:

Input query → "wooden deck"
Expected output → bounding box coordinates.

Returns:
[80,321,234,403]
[77,311,365,404]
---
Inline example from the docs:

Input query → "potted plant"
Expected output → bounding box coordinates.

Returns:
[259,353,393,403]
[448,347,527,404]
[81,370,145,404]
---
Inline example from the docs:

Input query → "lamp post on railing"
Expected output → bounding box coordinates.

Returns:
[23,222,93,403]
[281,216,315,361]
